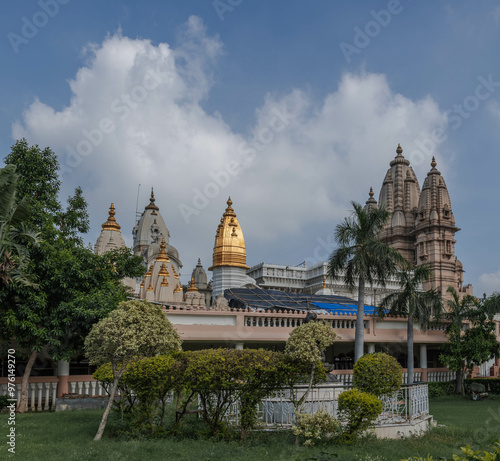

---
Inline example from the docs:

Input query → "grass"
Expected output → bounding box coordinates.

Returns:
[2,396,500,461]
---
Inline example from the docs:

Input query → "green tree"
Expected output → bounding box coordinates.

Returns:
[377,265,442,384]
[285,320,337,409]
[85,300,182,441]
[440,288,500,395]
[0,164,39,287]
[1,139,144,413]
[328,202,405,362]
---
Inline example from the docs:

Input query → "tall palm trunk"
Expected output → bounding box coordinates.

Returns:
[407,316,414,385]
[355,278,365,362]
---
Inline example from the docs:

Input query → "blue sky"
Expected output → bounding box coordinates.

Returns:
[1,0,499,294]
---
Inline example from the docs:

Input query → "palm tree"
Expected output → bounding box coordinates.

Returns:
[442,286,477,394]
[328,201,405,362]
[377,265,442,385]
[0,165,40,287]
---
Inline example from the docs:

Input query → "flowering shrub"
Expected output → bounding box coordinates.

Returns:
[293,410,340,447]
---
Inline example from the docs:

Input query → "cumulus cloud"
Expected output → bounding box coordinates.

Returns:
[477,270,500,296]
[12,16,449,279]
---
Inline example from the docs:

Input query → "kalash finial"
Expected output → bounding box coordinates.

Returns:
[223,196,236,218]
[187,277,199,292]
[396,143,403,155]
[101,203,121,231]
[145,187,159,212]
[431,156,437,169]
[369,187,374,198]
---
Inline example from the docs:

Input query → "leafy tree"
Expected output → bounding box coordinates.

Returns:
[285,320,337,409]
[440,288,500,395]
[328,202,406,362]
[377,265,442,384]
[0,139,144,413]
[0,164,40,287]
[85,299,182,441]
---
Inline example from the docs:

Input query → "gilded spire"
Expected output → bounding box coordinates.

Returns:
[209,197,249,270]
[161,275,169,287]
[174,282,182,293]
[145,264,153,277]
[396,143,403,155]
[101,203,122,231]
[172,265,179,279]
[155,238,170,262]
[431,156,437,169]
[140,277,145,288]
[187,277,199,292]
[145,187,159,213]
[147,282,154,292]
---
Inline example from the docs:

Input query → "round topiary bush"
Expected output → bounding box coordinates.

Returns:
[353,352,402,397]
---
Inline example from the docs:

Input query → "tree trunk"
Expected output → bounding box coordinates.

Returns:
[354,279,365,362]
[18,350,37,413]
[94,375,120,441]
[455,369,464,395]
[407,316,414,385]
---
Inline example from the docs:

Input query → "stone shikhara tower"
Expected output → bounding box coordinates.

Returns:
[371,144,472,297]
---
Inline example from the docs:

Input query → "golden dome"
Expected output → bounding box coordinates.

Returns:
[101,203,121,231]
[209,197,249,270]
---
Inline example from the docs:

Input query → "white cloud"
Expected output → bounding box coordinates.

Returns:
[13,16,449,279]
[477,270,500,296]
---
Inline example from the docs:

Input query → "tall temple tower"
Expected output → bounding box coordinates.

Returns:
[209,197,250,297]
[94,203,135,291]
[414,157,472,295]
[378,144,421,264]
[374,145,472,297]
[132,187,182,274]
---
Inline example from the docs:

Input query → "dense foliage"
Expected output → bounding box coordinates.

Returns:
[440,288,500,395]
[404,440,500,460]
[353,352,402,398]
[85,299,182,440]
[1,139,144,412]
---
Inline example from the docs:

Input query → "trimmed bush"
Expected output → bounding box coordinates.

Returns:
[337,389,382,440]
[353,352,402,397]
[427,381,455,398]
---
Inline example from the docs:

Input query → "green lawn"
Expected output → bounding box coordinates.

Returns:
[2,396,500,461]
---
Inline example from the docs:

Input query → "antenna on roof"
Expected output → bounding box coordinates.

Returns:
[135,184,141,223]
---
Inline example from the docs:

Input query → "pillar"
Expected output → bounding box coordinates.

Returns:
[419,344,428,382]
[57,360,70,398]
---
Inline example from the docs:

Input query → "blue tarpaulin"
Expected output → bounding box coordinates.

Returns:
[311,302,381,315]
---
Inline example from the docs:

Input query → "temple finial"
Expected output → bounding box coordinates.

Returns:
[396,143,403,155]
[145,186,159,212]
[101,203,121,231]
[431,156,437,168]
[369,187,374,198]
